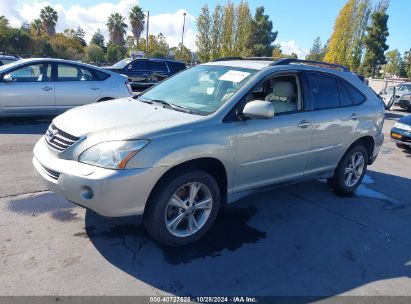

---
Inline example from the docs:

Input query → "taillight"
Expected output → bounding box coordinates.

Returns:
[125,81,133,94]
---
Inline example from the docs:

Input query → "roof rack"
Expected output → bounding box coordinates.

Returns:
[271,58,350,72]
[213,56,244,62]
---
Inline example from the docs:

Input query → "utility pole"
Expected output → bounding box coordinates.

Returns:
[181,12,186,59]
[146,11,150,55]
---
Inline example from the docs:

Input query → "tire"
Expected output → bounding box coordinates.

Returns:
[327,145,368,194]
[144,168,221,247]
[396,143,408,150]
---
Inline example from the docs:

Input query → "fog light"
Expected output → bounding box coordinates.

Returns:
[81,186,94,200]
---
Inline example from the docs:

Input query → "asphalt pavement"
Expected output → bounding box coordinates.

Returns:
[0,108,410,298]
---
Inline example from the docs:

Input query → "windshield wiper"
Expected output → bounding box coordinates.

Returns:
[150,99,195,114]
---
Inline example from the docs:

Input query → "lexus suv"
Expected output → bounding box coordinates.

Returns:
[104,58,186,89]
[33,58,385,246]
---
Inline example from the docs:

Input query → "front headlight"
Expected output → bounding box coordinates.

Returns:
[394,122,411,132]
[79,140,149,169]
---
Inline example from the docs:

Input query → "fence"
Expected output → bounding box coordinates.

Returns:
[367,78,408,94]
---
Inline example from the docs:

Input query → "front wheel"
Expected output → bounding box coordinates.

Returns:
[144,169,221,246]
[327,145,368,194]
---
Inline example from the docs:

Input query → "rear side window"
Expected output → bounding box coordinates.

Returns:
[149,60,168,72]
[344,81,366,105]
[167,61,186,74]
[307,73,340,110]
[57,64,96,81]
[93,69,110,81]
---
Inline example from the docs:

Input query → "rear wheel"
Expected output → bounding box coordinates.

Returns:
[327,145,368,194]
[144,169,221,246]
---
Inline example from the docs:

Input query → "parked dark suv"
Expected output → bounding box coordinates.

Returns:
[0,55,21,66]
[104,58,186,89]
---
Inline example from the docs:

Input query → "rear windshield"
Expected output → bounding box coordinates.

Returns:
[112,58,133,69]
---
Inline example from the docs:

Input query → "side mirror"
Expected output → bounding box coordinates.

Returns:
[3,74,13,82]
[242,100,274,120]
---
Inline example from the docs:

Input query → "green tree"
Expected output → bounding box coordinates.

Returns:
[30,18,42,37]
[383,49,402,77]
[129,5,145,46]
[50,32,84,60]
[360,3,389,77]
[306,37,324,61]
[91,29,105,49]
[221,1,235,57]
[84,44,105,63]
[144,33,169,58]
[210,4,223,60]
[75,27,86,47]
[248,6,278,57]
[172,43,192,62]
[402,49,411,78]
[349,0,371,71]
[40,6,58,37]
[106,43,127,63]
[196,4,212,62]
[324,0,356,66]
[107,13,128,45]
[234,1,252,57]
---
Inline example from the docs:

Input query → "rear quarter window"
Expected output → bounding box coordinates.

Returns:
[344,81,366,105]
[93,69,110,81]
[167,61,186,74]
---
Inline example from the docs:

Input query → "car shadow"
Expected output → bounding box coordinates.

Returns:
[0,117,53,134]
[83,170,411,298]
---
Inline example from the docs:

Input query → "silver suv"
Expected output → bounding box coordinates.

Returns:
[33,58,385,246]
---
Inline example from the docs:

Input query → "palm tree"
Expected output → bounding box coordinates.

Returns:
[129,5,145,46]
[30,18,42,36]
[107,13,128,45]
[40,6,58,37]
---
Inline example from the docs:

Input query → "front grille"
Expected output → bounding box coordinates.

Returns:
[45,124,80,151]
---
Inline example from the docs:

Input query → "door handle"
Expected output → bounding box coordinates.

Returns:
[297,120,311,129]
[90,87,100,90]
[351,113,358,120]
[41,86,53,91]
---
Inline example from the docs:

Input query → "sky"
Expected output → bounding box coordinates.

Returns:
[1,0,409,58]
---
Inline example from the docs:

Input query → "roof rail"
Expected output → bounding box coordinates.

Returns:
[272,58,350,72]
[213,56,244,62]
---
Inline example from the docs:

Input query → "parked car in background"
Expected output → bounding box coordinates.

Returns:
[397,93,411,112]
[379,82,411,108]
[104,58,186,89]
[391,114,411,149]
[33,58,384,246]
[0,58,132,117]
[0,54,21,66]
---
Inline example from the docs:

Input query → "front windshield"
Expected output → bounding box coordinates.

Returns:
[398,84,411,91]
[112,58,133,69]
[139,64,257,115]
[0,59,22,72]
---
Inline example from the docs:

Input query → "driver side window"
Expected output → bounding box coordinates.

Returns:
[245,74,302,114]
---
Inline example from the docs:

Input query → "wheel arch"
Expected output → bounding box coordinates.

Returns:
[145,157,228,214]
[342,136,375,165]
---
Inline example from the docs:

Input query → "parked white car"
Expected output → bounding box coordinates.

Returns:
[0,58,133,117]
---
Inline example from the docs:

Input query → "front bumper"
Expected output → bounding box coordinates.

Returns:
[33,137,167,217]
[391,127,411,147]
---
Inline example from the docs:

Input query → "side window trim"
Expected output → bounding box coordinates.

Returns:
[223,70,306,123]
[5,62,53,83]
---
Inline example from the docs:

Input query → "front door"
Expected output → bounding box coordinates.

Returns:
[233,73,313,192]
[0,62,55,115]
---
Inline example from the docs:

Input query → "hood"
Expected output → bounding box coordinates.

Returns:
[52,98,204,139]
[399,114,411,126]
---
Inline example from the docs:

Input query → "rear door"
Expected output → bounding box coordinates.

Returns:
[54,63,102,112]
[0,62,55,115]
[304,72,362,176]
[148,60,170,82]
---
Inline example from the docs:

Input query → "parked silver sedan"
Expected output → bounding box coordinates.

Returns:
[0,58,133,117]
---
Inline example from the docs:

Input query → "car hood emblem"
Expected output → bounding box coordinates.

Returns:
[46,129,58,141]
